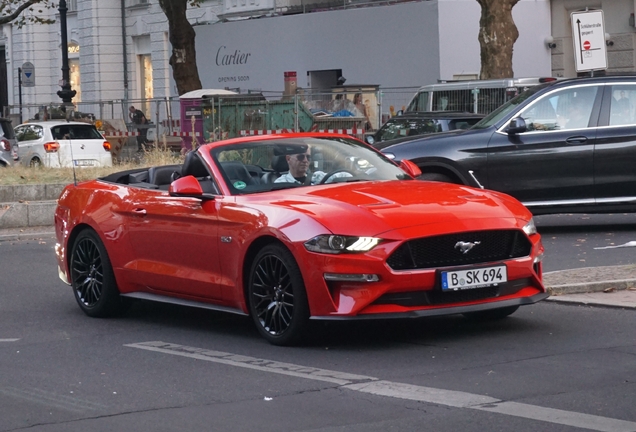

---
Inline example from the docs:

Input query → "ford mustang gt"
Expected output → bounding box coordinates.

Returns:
[54,133,547,345]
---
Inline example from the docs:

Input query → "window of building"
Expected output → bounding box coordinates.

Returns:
[139,54,153,114]
[68,42,81,102]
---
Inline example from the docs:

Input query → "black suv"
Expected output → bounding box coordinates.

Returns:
[365,111,484,145]
[378,76,636,215]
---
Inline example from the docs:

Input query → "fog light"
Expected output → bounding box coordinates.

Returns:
[324,273,380,282]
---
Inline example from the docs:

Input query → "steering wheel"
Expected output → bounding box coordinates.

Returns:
[319,169,355,184]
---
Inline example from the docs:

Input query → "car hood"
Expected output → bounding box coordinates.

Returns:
[373,129,465,151]
[257,180,529,237]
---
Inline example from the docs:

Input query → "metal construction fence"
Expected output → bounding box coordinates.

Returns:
[2,86,419,151]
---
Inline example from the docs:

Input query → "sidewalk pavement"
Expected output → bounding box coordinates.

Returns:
[2,225,635,310]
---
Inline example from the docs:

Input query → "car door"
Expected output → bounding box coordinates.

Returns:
[485,84,602,207]
[15,124,44,166]
[121,186,225,301]
[593,82,636,204]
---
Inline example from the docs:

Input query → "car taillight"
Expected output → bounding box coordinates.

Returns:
[44,142,60,152]
[1,138,10,152]
[102,140,111,151]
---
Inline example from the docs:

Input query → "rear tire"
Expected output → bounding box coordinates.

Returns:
[463,305,519,321]
[29,157,42,168]
[70,229,129,317]
[247,244,309,346]
[418,172,455,183]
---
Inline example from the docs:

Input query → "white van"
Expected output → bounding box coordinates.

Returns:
[405,77,558,114]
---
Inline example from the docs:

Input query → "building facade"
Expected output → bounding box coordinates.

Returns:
[0,0,634,119]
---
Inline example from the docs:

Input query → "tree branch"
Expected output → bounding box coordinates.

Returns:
[0,0,45,26]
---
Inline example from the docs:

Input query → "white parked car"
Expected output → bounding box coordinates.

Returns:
[14,121,113,168]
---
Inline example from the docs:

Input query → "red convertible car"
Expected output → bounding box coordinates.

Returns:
[54,133,547,345]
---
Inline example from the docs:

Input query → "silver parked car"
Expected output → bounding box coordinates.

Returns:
[0,118,19,167]
[14,121,113,168]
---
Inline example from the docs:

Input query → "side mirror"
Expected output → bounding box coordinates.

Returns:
[399,159,422,178]
[365,135,375,145]
[507,117,527,134]
[169,175,203,197]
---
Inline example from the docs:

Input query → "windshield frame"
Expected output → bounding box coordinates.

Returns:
[472,83,553,129]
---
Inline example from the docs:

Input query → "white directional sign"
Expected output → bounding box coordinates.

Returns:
[21,62,35,87]
[571,10,607,73]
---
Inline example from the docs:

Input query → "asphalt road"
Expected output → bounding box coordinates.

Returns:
[1,221,635,431]
[536,213,636,272]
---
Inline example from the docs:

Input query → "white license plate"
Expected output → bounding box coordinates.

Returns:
[441,265,507,291]
[74,160,96,167]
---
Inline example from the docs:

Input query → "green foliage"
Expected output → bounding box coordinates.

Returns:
[0,0,56,28]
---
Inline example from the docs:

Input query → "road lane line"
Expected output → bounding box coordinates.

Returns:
[475,401,636,432]
[124,341,377,386]
[127,341,636,432]
[0,338,20,342]
[347,381,636,432]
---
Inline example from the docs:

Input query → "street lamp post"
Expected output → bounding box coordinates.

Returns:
[57,0,76,105]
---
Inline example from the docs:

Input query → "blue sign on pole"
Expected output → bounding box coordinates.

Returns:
[21,62,35,87]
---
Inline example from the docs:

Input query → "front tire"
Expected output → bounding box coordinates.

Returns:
[70,229,128,317]
[248,244,309,346]
[463,305,519,321]
[418,172,455,183]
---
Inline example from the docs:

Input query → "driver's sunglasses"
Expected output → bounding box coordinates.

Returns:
[295,154,311,161]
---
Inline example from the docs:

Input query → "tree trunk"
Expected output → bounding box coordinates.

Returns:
[158,0,202,95]
[477,0,520,79]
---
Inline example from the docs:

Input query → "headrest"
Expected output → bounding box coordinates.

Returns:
[271,155,289,173]
[181,151,209,178]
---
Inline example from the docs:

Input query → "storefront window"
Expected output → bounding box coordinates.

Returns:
[68,42,81,102]
[140,54,153,114]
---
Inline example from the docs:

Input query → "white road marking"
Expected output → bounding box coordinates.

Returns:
[594,241,636,250]
[127,341,636,432]
[124,341,376,385]
[347,381,636,432]
[0,338,20,342]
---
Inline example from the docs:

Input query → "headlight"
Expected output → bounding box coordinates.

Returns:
[523,218,537,236]
[304,235,380,254]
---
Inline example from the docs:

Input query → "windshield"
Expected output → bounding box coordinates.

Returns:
[376,118,441,141]
[472,83,551,129]
[212,136,412,194]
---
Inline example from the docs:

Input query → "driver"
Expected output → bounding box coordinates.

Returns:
[274,147,352,185]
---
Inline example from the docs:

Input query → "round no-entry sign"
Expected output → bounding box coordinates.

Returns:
[583,40,591,50]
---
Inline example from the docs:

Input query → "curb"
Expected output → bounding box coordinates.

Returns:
[0,226,56,242]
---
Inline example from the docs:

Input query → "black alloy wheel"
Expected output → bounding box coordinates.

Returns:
[248,244,309,346]
[70,229,127,317]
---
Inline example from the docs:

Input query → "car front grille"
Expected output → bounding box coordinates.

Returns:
[371,278,533,307]
[386,229,532,271]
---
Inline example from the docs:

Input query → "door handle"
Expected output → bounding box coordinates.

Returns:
[565,136,588,144]
[132,208,147,216]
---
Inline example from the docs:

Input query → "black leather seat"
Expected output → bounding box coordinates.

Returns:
[262,155,289,183]
[176,151,217,193]
[221,161,259,186]
[181,151,210,178]
[148,164,182,189]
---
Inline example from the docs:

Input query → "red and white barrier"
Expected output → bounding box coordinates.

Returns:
[240,129,363,136]
[160,119,181,128]
[101,131,139,137]
[167,132,201,137]
[240,129,294,136]
[315,129,364,135]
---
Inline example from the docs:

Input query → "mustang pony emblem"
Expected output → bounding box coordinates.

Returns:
[455,241,481,254]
